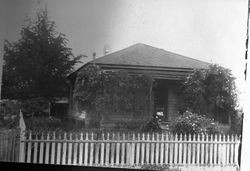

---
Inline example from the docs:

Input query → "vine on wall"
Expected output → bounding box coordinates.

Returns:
[73,64,154,128]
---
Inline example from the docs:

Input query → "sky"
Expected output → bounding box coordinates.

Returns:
[2,0,248,106]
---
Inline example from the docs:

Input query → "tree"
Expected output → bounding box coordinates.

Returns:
[181,64,239,125]
[2,9,81,100]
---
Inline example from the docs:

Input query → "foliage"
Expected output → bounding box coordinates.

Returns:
[25,116,86,133]
[21,98,50,117]
[181,64,238,124]
[229,109,243,134]
[170,111,220,135]
[0,100,20,129]
[141,116,162,132]
[2,9,82,100]
[73,64,154,128]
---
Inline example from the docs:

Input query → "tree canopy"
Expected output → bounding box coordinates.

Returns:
[2,10,81,100]
[181,64,238,124]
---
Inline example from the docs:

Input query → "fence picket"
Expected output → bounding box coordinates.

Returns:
[100,133,105,165]
[79,133,83,165]
[205,134,209,164]
[84,133,89,165]
[89,133,94,166]
[73,133,78,165]
[151,133,155,164]
[126,133,131,165]
[45,133,50,164]
[141,133,145,165]
[27,132,32,163]
[33,134,38,163]
[226,134,230,165]
[165,133,169,164]
[155,133,159,164]
[136,133,140,165]
[121,133,125,166]
[62,133,67,165]
[222,134,226,165]
[51,132,56,164]
[183,134,187,165]
[115,132,120,165]
[200,134,204,165]
[39,133,44,164]
[178,134,183,164]
[174,133,178,164]
[209,134,213,165]
[187,134,191,165]
[197,134,200,164]
[146,133,150,164]
[218,134,222,165]
[131,133,135,165]
[67,133,72,165]
[110,133,115,166]
[56,133,62,165]
[106,133,110,165]
[214,134,218,164]
[160,133,164,165]
[95,134,100,165]
[230,134,234,164]
[192,134,195,164]
[169,134,173,164]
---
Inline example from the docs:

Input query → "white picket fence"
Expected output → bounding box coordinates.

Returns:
[17,111,241,170]
[19,131,240,169]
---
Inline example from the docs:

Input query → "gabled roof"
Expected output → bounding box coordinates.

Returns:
[91,43,210,69]
[68,43,210,80]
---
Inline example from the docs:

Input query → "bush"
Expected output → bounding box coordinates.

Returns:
[21,98,50,117]
[169,111,220,135]
[25,116,62,132]
[25,116,86,133]
[0,100,20,129]
[141,117,162,132]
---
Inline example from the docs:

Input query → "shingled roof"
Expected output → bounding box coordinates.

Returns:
[68,43,210,80]
[90,43,210,69]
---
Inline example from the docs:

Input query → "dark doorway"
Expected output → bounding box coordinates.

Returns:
[50,102,69,118]
[154,79,168,121]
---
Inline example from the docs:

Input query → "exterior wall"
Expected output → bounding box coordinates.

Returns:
[167,83,184,121]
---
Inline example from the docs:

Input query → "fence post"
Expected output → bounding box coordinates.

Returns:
[19,110,26,163]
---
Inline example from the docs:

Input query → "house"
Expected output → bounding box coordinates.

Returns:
[67,43,230,131]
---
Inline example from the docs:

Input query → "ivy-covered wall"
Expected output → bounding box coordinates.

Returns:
[71,64,154,130]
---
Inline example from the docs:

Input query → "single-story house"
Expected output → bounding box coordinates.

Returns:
[66,43,231,131]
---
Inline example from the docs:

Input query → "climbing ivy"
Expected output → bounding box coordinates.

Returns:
[73,64,154,128]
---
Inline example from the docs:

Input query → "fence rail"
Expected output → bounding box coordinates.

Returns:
[19,131,241,168]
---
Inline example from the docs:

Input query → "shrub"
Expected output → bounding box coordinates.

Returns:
[25,116,63,133]
[141,117,162,132]
[0,100,20,129]
[169,111,221,135]
[25,116,87,132]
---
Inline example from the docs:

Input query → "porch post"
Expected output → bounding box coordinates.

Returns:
[149,80,154,118]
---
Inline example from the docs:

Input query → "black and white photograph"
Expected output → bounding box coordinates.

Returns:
[0,0,249,170]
